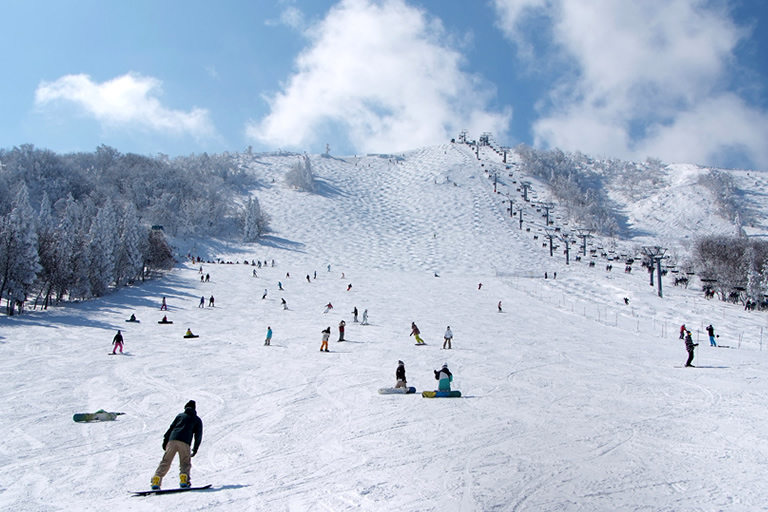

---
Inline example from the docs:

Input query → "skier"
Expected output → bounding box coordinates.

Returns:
[265,326,272,346]
[338,320,346,341]
[160,297,167,311]
[361,309,369,325]
[208,296,214,307]
[199,296,205,308]
[684,330,698,367]
[411,322,425,345]
[320,327,331,352]
[352,307,359,322]
[395,360,407,389]
[434,363,453,391]
[151,400,203,490]
[112,330,124,354]
[443,326,453,349]
[706,324,718,347]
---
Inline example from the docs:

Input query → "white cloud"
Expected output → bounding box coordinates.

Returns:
[493,0,768,169]
[248,0,511,154]
[35,73,215,139]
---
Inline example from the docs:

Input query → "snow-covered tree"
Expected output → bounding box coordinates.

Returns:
[285,155,316,192]
[0,185,41,314]
[88,198,119,296]
[242,196,269,242]
[114,203,146,286]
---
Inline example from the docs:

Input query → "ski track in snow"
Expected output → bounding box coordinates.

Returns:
[2,144,768,510]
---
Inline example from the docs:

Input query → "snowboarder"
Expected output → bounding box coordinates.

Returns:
[497,301,502,313]
[347,283,352,291]
[281,298,287,310]
[160,315,171,324]
[395,360,407,389]
[320,327,331,352]
[478,283,482,290]
[278,281,283,291]
[361,309,369,325]
[184,328,196,338]
[411,322,425,345]
[253,269,257,277]
[324,302,333,313]
[434,364,453,391]
[262,289,268,300]
[208,296,214,307]
[443,326,453,349]
[352,307,359,322]
[265,326,272,346]
[338,320,346,341]
[112,330,124,354]
[151,400,203,490]
[706,324,718,346]
[306,274,311,283]
[205,274,210,282]
[684,330,698,367]
[128,313,137,322]
[199,296,205,308]
[160,297,167,311]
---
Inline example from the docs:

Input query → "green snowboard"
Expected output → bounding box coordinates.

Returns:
[73,410,124,422]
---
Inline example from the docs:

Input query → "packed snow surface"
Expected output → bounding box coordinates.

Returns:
[2,144,768,511]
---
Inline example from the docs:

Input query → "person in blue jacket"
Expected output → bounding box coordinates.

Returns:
[265,326,273,346]
[151,400,203,490]
[434,363,453,391]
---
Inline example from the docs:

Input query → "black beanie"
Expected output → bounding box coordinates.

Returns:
[185,400,196,410]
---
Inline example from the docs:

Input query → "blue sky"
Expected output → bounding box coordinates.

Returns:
[3,0,768,170]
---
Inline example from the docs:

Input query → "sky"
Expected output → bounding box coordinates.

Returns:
[3,0,768,170]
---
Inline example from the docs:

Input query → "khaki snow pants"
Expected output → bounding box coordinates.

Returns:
[154,440,192,481]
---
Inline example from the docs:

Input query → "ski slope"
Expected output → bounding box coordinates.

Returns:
[2,144,768,511]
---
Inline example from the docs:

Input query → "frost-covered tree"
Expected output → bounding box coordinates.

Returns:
[285,155,316,192]
[88,198,118,296]
[114,203,146,286]
[242,196,269,242]
[0,185,41,314]
[146,228,174,270]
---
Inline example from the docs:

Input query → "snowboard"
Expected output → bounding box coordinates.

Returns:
[108,352,127,355]
[158,321,174,324]
[378,386,417,394]
[422,390,462,398]
[183,334,199,339]
[125,319,140,323]
[415,343,427,346]
[73,410,124,422]
[131,484,212,496]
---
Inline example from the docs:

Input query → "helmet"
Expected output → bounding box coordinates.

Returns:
[442,363,448,369]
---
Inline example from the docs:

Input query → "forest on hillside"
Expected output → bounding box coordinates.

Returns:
[0,144,271,314]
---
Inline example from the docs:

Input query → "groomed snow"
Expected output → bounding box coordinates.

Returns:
[2,144,767,511]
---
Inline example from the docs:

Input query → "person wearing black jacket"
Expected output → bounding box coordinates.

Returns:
[395,360,407,389]
[684,331,698,367]
[151,400,203,490]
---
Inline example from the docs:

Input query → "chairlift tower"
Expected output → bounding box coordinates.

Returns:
[539,202,555,226]
[557,232,574,265]
[545,229,558,257]
[642,246,668,298]
[520,181,532,202]
[574,228,594,256]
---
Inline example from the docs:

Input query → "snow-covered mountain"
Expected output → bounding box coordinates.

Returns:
[2,142,768,511]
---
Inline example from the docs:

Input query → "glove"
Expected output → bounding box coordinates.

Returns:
[162,441,167,451]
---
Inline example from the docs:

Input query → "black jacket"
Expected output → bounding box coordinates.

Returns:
[164,406,203,454]
[396,365,406,383]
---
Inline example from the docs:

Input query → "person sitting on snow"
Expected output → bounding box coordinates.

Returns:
[395,360,407,389]
[434,363,453,391]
